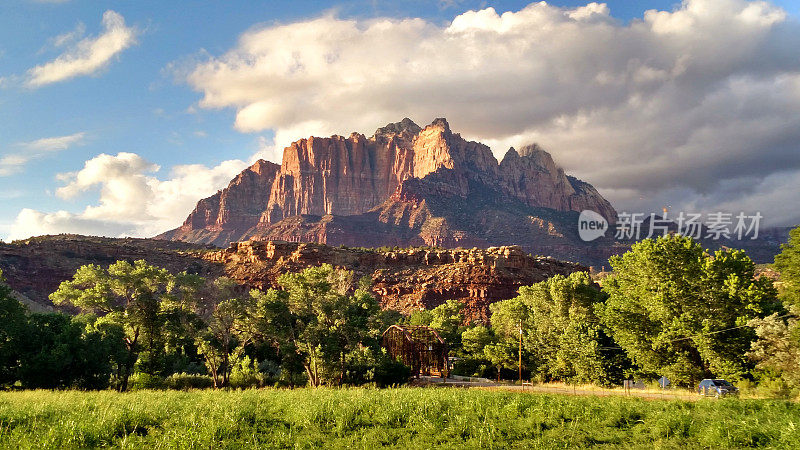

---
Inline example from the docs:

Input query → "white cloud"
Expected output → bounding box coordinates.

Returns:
[7,152,249,240]
[23,132,87,152]
[0,132,85,176]
[26,10,137,87]
[183,0,800,226]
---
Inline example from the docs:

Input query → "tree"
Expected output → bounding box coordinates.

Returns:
[518,272,624,385]
[598,235,780,385]
[461,325,494,358]
[196,278,251,387]
[429,300,467,351]
[748,309,800,394]
[0,269,26,387]
[487,297,528,381]
[775,226,800,308]
[247,288,302,386]
[16,313,122,389]
[483,340,518,382]
[409,300,467,353]
[746,225,800,393]
[249,265,387,387]
[50,260,201,391]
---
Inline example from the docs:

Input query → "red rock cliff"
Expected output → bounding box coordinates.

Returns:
[158,118,618,264]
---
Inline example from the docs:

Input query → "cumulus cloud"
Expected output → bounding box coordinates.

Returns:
[184,0,800,226]
[0,132,85,176]
[7,153,248,241]
[26,10,137,87]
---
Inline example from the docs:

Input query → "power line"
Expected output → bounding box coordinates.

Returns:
[596,312,796,350]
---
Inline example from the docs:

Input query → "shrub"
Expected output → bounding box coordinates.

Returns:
[128,372,165,390]
[165,373,214,390]
[343,348,410,387]
[229,356,265,389]
[452,358,495,379]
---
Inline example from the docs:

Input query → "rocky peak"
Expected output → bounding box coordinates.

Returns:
[515,143,560,174]
[373,117,421,139]
[517,143,547,158]
[249,159,280,176]
[502,147,520,162]
[427,117,451,133]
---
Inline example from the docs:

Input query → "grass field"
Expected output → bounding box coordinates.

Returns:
[1,388,799,449]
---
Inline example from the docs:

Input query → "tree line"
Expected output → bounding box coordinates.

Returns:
[1,228,799,393]
[0,263,407,390]
[404,231,800,393]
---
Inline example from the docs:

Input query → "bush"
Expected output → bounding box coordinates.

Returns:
[452,358,495,379]
[165,373,214,390]
[229,356,265,389]
[128,372,165,390]
[343,348,410,387]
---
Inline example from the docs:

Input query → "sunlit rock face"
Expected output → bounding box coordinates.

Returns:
[158,118,618,265]
[204,240,587,321]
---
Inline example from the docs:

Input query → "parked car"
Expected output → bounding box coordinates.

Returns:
[697,379,739,397]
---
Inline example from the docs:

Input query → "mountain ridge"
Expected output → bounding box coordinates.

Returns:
[157,118,619,264]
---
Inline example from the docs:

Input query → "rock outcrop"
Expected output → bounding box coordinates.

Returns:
[158,118,619,265]
[0,235,584,319]
[204,240,586,320]
[0,235,223,308]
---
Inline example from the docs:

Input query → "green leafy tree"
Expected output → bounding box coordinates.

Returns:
[483,340,518,382]
[429,300,467,351]
[0,270,26,387]
[250,265,386,386]
[487,297,528,381]
[408,309,433,327]
[747,309,800,394]
[73,314,128,388]
[247,288,303,386]
[598,235,780,385]
[50,260,201,391]
[461,325,494,358]
[775,226,800,308]
[746,225,800,393]
[196,278,251,387]
[409,300,467,353]
[518,272,624,385]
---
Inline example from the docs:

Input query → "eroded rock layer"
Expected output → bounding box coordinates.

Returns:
[0,235,585,320]
[204,240,586,321]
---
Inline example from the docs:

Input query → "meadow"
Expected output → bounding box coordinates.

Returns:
[1,388,799,449]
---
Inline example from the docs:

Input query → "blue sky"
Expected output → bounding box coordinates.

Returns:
[1,0,799,240]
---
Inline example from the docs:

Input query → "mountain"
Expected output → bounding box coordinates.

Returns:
[158,118,621,266]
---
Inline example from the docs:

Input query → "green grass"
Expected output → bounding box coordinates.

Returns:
[1,388,799,449]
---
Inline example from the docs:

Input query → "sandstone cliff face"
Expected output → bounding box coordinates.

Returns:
[499,145,617,222]
[159,118,618,265]
[182,159,280,232]
[205,240,586,321]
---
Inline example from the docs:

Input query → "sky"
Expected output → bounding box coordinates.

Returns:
[1,0,799,241]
